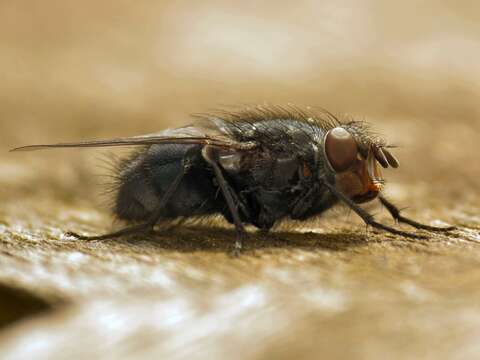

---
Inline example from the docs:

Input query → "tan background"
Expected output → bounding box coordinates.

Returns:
[0,1,479,359]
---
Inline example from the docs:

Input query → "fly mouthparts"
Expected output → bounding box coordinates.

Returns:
[367,148,384,185]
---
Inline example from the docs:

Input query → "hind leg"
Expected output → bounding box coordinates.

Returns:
[67,157,192,241]
[65,222,154,241]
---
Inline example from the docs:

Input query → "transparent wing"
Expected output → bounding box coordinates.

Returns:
[10,125,257,152]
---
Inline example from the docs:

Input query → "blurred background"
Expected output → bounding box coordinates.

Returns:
[1,0,479,201]
[1,1,480,359]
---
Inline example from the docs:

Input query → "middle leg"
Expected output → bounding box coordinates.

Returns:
[203,146,248,253]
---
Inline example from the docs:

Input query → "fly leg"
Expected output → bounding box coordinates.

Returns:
[66,156,193,241]
[379,196,456,232]
[66,222,155,241]
[203,146,247,255]
[291,184,319,219]
[323,181,427,239]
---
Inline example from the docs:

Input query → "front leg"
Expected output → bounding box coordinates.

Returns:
[379,196,456,232]
[323,181,427,239]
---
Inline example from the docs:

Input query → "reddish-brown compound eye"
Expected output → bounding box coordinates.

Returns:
[324,127,358,172]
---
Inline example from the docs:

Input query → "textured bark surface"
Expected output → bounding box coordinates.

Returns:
[1,1,480,359]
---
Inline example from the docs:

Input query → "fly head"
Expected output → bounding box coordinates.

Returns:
[321,123,400,204]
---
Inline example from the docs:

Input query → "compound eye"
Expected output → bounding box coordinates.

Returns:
[325,127,358,172]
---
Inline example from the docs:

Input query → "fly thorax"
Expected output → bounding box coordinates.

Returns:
[271,155,299,188]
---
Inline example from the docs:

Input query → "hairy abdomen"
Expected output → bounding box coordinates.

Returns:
[114,144,220,222]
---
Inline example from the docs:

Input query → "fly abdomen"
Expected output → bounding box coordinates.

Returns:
[114,150,159,221]
[115,143,220,222]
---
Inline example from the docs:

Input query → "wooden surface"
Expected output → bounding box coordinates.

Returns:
[1,1,479,359]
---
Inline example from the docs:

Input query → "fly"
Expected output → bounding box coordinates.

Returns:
[10,105,455,252]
